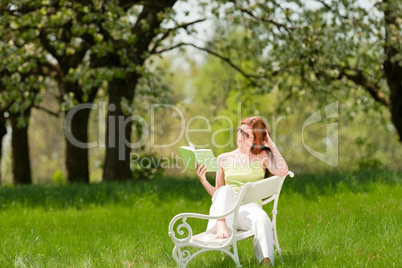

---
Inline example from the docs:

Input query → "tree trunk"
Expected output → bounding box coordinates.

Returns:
[65,105,92,183]
[387,66,402,142]
[62,76,99,183]
[102,0,177,181]
[384,0,402,142]
[0,119,7,184]
[10,109,32,185]
[103,77,137,181]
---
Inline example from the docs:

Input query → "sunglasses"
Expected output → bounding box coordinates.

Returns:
[237,127,253,139]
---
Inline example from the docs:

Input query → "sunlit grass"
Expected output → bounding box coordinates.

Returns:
[0,170,401,267]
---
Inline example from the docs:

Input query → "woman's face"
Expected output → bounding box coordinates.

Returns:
[236,124,254,149]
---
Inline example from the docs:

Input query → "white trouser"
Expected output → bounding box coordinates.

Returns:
[206,186,275,265]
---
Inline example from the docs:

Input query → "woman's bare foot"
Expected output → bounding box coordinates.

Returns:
[260,257,271,266]
[215,219,230,238]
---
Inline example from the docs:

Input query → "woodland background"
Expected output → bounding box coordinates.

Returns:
[0,0,401,184]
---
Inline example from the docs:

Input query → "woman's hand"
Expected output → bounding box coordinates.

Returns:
[194,162,208,182]
[263,130,274,149]
[262,129,289,177]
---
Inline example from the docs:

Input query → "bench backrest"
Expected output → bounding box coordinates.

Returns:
[239,175,284,206]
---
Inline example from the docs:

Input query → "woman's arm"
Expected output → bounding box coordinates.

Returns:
[195,156,226,197]
[262,132,289,177]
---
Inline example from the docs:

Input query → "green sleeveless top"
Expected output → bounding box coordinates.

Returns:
[223,157,265,205]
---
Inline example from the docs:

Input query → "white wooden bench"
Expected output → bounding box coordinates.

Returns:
[168,171,294,267]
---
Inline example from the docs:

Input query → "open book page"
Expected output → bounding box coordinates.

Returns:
[179,142,195,151]
[179,142,220,172]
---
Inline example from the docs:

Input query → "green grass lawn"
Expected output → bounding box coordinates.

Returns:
[0,170,401,267]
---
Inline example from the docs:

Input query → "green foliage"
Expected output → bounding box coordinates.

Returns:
[1,0,401,184]
[0,0,187,183]
[354,137,383,170]
[208,0,401,141]
[131,152,165,181]
[164,0,401,175]
[0,0,181,111]
[51,170,66,185]
[0,34,45,118]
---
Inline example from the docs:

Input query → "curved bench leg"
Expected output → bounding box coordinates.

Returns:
[232,243,242,267]
[172,246,190,268]
[272,226,281,256]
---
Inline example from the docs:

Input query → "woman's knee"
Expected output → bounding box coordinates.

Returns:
[219,185,233,193]
[254,213,272,228]
[212,185,236,203]
[215,185,234,198]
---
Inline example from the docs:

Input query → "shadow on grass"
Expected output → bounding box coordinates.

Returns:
[0,177,207,210]
[0,169,400,210]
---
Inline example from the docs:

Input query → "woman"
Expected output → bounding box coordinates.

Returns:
[195,116,288,266]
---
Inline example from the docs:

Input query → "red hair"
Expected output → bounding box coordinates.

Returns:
[241,116,271,155]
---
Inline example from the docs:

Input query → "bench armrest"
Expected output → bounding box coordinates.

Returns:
[168,204,240,244]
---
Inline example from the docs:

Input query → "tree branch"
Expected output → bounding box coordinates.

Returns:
[32,104,60,117]
[303,45,391,108]
[337,66,390,107]
[0,4,59,15]
[38,29,62,65]
[229,0,294,33]
[152,42,261,86]
[313,0,376,36]
[271,0,294,26]
[120,0,144,12]
[149,18,206,54]
[130,0,176,63]
[313,0,348,20]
